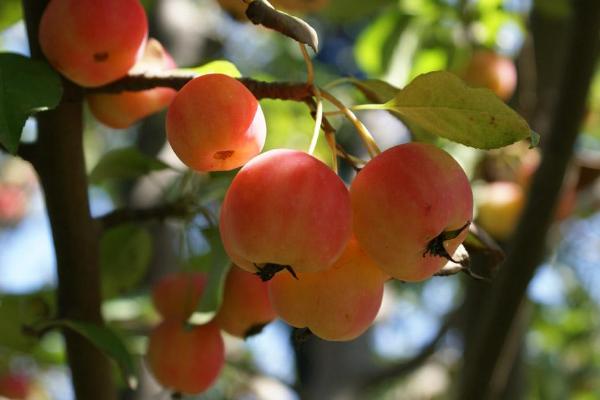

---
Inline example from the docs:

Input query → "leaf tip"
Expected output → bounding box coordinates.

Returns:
[529,130,541,148]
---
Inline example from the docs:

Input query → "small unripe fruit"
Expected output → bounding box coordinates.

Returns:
[351,143,473,282]
[151,272,207,322]
[269,238,387,341]
[214,265,277,338]
[39,0,148,87]
[462,50,517,101]
[146,321,224,394]
[87,39,177,128]
[220,149,352,275]
[166,74,266,171]
[476,181,525,240]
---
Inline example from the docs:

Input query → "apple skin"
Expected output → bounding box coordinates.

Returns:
[214,265,277,338]
[350,143,473,282]
[268,238,387,341]
[87,38,177,129]
[151,272,207,322]
[462,50,517,101]
[0,373,29,399]
[39,0,148,87]
[476,181,525,241]
[219,149,352,275]
[0,184,27,227]
[166,73,266,172]
[146,321,224,394]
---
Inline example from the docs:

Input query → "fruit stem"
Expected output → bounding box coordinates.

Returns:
[325,131,338,173]
[299,43,314,86]
[307,87,323,156]
[319,89,381,158]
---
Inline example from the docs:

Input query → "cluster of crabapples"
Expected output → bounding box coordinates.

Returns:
[36,0,474,395]
[148,75,473,393]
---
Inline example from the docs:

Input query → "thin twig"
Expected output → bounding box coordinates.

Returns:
[86,72,313,101]
[319,89,381,158]
[96,200,200,231]
[359,310,458,390]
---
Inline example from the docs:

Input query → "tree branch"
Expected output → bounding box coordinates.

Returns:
[86,72,313,101]
[458,1,600,399]
[97,200,200,231]
[359,310,458,390]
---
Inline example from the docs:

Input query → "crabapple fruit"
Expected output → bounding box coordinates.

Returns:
[146,321,224,394]
[0,373,29,399]
[214,265,277,338]
[268,238,387,341]
[166,74,266,171]
[350,143,473,282]
[220,149,352,276]
[476,181,525,241]
[87,38,177,129]
[0,184,27,227]
[462,50,517,101]
[151,272,207,322]
[39,0,148,87]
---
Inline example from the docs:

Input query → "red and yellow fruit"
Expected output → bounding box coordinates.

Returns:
[87,38,177,128]
[269,238,387,341]
[476,181,525,240]
[151,272,207,322]
[146,321,224,394]
[166,73,266,172]
[214,265,277,338]
[220,149,352,275]
[39,0,148,87]
[351,143,473,282]
[462,50,517,101]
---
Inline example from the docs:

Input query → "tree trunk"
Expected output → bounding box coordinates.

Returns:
[22,1,117,399]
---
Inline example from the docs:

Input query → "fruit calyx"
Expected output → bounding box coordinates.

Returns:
[253,263,298,281]
[423,221,471,262]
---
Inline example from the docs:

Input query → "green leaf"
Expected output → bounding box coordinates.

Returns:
[177,60,241,78]
[197,227,230,313]
[0,53,63,153]
[384,71,531,149]
[0,292,54,353]
[0,0,21,30]
[100,224,152,298]
[349,78,400,104]
[38,319,137,389]
[89,147,170,184]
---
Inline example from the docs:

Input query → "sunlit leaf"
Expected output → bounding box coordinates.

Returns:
[384,71,531,149]
[177,60,241,78]
[0,0,21,31]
